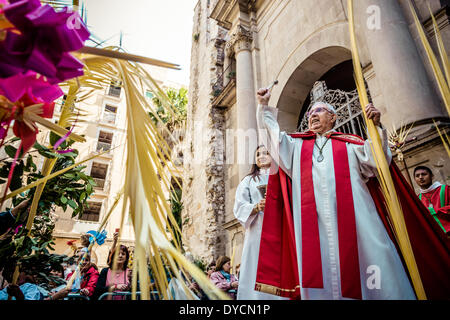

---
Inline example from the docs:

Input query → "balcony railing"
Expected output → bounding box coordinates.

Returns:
[93,178,105,189]
[211,61,236,98]
[96,142,112,152]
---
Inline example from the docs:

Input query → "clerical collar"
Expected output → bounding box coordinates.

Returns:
[420,181,442,194]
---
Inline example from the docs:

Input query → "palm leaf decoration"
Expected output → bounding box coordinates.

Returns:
[387,122,415,162]
[409,1,450,117]
[408,3,450,163]
[61,48,228,300]
[433,119,450,159]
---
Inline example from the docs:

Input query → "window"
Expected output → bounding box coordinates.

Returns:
[108,80,122,97]
[96,131,113,152]
[80,201,102,222]
[103,104,117,124]
[90,162,108,189]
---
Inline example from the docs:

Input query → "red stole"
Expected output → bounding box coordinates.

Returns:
[300,136,361,299]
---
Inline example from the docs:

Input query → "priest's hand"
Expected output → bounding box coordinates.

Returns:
[257,88,271,106]
[366,103,381,127]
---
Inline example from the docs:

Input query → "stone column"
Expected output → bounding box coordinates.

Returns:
[228,25,258,179]
[356,0,444,130]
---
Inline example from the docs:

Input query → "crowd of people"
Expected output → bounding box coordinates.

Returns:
[0,228,242,301]
[0,231,134,300]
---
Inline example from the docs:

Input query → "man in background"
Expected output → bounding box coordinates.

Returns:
[414,165,450,234]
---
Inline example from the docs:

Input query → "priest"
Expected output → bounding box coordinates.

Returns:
[254,88,450,300]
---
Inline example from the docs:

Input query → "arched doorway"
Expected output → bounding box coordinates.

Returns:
[276,46,359,133]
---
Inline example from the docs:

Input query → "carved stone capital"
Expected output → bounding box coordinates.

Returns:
[226,25,253,55]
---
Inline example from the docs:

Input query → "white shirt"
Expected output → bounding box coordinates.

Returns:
[234,172,288,300]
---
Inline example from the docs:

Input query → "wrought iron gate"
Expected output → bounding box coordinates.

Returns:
[298,81,368,139]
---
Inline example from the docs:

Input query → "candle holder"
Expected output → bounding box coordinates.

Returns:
[257,184,267,198]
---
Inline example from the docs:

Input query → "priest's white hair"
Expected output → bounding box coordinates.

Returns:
[310,101,337,114]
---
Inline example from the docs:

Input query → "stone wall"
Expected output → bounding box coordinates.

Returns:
[182,0,228,263]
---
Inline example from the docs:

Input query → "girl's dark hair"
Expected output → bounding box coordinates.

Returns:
[246,145,266,182]
[51,263,65,277]
[207,261,216,270]
[107,245,129,271]
[214,256,231,272]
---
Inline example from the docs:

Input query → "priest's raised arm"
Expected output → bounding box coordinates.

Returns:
[256,88,296,177]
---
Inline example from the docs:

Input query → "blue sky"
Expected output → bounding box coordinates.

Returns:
[84,0,197,85]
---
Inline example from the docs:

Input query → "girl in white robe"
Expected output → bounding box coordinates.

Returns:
[234,145,288,300]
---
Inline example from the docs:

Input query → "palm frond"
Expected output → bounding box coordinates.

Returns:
[409,1,450,117]
[69,47,228,300]
[433,119,450,159]
[0,151,105,202]
[348,0,426,300]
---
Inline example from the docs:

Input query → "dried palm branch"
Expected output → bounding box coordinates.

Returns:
[68,48,228,300]
[433,119,450,159]
[77,46,181,70]
[409,1,450,117]
[348,0,426,299]
[428,4,450,86]
[230,242,236,275]
[0,150,105,202]
[388,122,415,162]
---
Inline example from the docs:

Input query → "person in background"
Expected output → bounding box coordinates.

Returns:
[94,243,131,300]
[66,250,99,298]
[206,261,216,279]
[79,233,98,264]
[233,145,286,300]
[414,165,450,234]
[0,270,48,300]
[48,264,66,290]
[0,199,30,235]
[210,256,238,299]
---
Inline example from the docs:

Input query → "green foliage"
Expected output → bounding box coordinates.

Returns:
[0,134,95,285]
[148,87,188,131]
[165,186,183,248]
[170,187,183,229]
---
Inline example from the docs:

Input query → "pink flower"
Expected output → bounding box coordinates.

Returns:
[0,0,90,83]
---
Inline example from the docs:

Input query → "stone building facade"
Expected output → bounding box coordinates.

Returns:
[183,0,450,268]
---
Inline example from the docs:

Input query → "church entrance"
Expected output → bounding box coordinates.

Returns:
[276,47,371,139]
